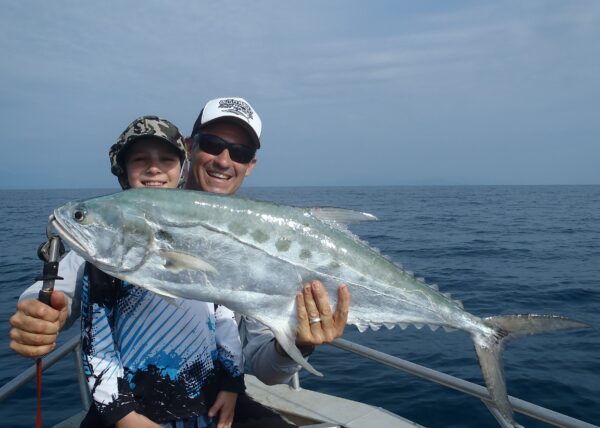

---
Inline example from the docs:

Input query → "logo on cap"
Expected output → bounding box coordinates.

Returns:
[218,98,254,121]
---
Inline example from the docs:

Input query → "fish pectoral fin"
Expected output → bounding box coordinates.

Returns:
[141,284,183,307]
[159,250,218,274]
[159,295,182,307]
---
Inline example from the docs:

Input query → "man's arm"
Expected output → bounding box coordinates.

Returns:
[9,251,84,357]
[242,281,350,385]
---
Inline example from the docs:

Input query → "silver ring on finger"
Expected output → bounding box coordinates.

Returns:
[309,317,322,325]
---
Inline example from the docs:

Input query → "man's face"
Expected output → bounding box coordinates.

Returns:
[124,138,182,189]
[187,121,257,195]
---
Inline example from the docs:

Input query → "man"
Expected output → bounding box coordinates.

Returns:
[10,97,350,423]
[184,98,350,386]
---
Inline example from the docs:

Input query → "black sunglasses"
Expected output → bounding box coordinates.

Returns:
[193,133,256,164]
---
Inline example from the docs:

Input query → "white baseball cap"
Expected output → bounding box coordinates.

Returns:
[192,97,262,148]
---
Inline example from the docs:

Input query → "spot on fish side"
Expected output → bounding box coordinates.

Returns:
[252,229,270,243]
[276,237,292,252]
[228,222,248,236]
[299,249,312,260]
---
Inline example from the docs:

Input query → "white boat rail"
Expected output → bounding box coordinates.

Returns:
[0,336,90,411]
[328,338,597,428]
[1,335,596,428]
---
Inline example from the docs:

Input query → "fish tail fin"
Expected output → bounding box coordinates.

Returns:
[271,326,323,377]
[474,315,589,427]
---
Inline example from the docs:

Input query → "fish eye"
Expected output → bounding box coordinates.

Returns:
[73,208,87,223]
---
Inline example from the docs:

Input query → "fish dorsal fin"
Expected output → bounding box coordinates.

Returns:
[309,208,378,227]
[159,250,218,274]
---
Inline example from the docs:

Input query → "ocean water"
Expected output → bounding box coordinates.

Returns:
[0,186,598,427]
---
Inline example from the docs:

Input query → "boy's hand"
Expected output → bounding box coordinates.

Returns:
[9,292,68,358]
[208,391,238,428]
[115,411,162,428]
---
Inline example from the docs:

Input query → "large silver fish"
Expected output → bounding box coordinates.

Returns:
[51,188,588,427]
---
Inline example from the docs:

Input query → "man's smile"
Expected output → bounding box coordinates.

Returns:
[207,170,232,180]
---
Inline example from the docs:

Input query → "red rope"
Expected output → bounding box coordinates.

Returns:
[36,358,42,428]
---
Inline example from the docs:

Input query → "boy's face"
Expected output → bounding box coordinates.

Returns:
[124,138,182,189]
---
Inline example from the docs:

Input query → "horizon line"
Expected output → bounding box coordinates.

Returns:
[1,183,600,191]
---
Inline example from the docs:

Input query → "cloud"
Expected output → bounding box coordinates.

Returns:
[0,0,598,188]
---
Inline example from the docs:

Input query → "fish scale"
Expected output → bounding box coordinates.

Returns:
[51,188,589,428]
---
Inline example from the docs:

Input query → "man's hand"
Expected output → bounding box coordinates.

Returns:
[115,411,162,428]
[295,281,350,346]
[9,292,68,358]
[208,391,238,428]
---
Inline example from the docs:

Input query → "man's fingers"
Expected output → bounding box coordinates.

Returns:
[296,281,351,345]
[9,338,55,358]
[50,292,69,329]
[304,283,325,343]
[9,300,61,358]
[295,293,312,343]
[302,283,320,319]
[310,281,335,339]
[10,327,57,346]
[333,284,350,335]
[9,310,60,335]
[50,291,67,309]
[16,299,60,323]
[311,281,333,316]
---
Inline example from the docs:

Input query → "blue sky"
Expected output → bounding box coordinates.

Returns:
[1,1,598,188]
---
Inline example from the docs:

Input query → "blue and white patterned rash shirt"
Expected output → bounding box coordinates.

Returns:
[80,263,245,425]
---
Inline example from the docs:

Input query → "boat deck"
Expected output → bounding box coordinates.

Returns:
[244,374,423,428]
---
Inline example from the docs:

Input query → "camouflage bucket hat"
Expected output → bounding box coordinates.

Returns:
[109,115,188,189]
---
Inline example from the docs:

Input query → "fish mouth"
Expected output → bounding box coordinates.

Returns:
[50,212,115,272]
[50,215,88,256]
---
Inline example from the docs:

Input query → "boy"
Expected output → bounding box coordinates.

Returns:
[81,116,244,428]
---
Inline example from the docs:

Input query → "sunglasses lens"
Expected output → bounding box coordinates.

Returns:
[229,146,255,164]
[196,134,255,164]
[196,135,225,156]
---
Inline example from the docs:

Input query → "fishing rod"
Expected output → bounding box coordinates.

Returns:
[35,215,65,428]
